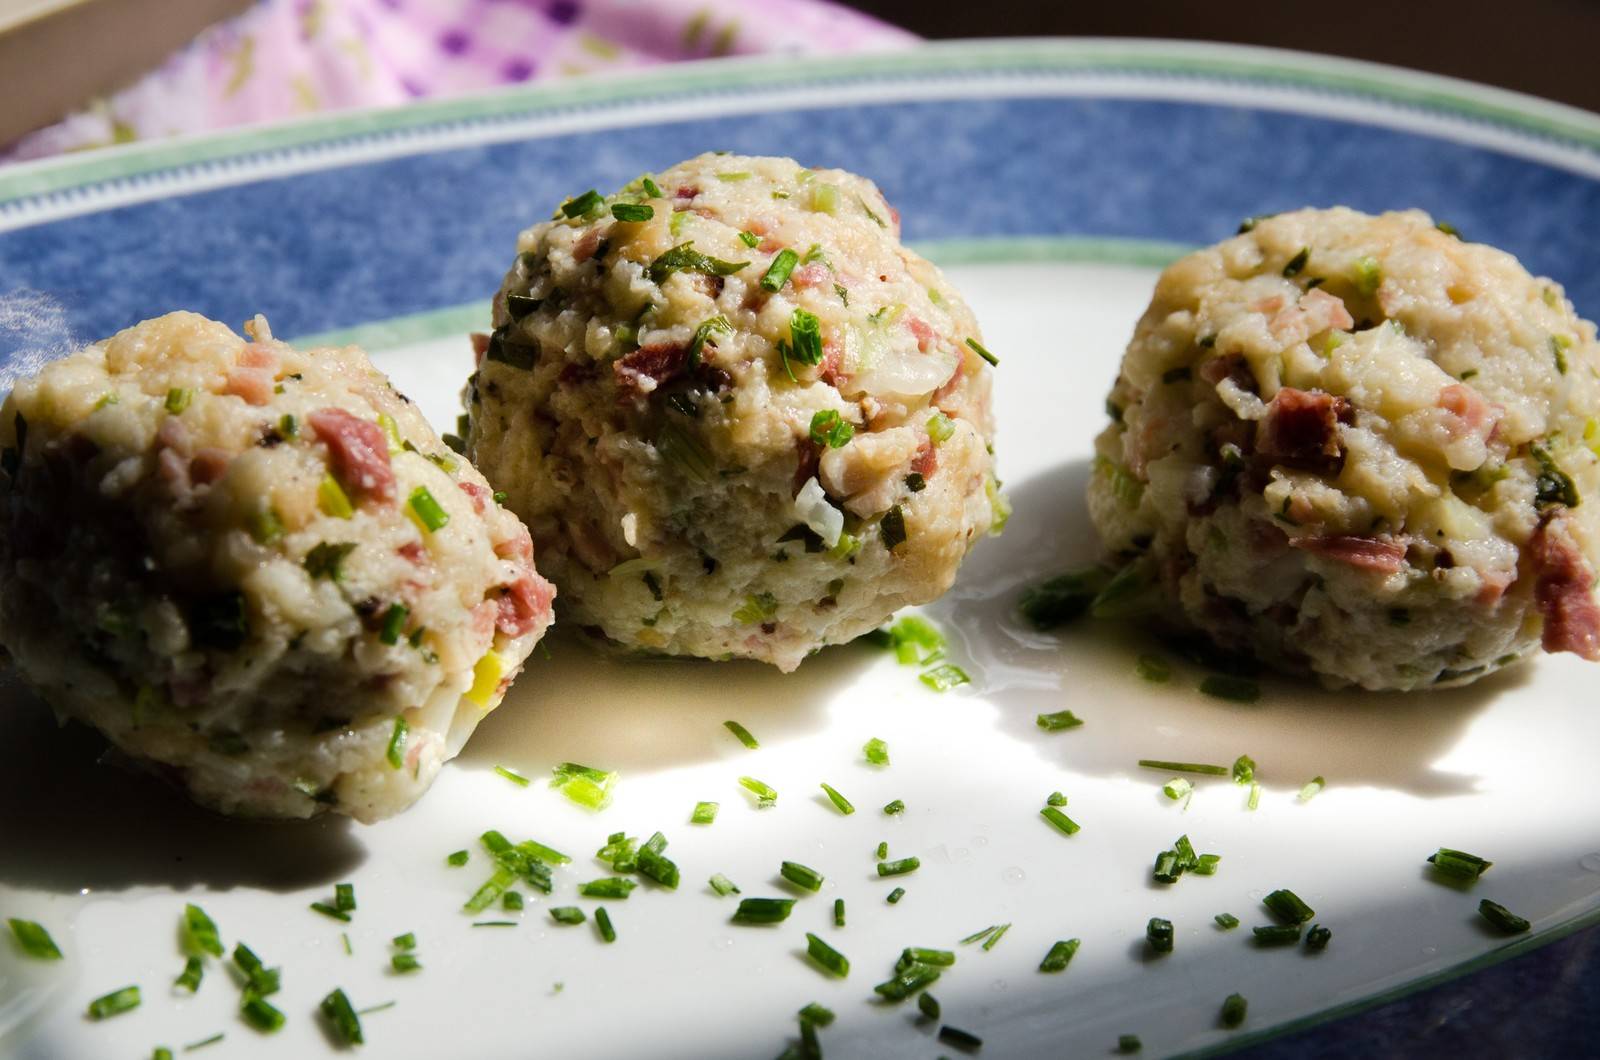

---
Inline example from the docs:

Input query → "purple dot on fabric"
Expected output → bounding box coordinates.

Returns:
[439,29,472,55]
[546,1,580,26]
[378,0,402,9]
[502,58,536,82]
[401,76,428,98]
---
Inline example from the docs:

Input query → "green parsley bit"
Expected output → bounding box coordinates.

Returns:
[919,663,969,691]
[1479,899,1531,934]
[1305,924,1332,950]
[886,887,906,904]
[1221,993,1248,1028]
[687,314,732,365]
[611,202,654,222]
[761,248,800,292]
[710,874,741,897]
[1138,759,1229,776]
[883,799,906,815]
[877,857,920,877]
[1215,913,1240,929]
[1298,776,1325,801]
[966,336,999,366]
[1038,938,1080,973]
[873,963,940,1001]
[87,985,141,1020]
[385,716,408,769]
[917,992,940,1020]
[1118,1034,1143,1053]
[781,861,825,892]
[391,953,422,973]
[739,775,779,806]
[1146,917,1174,954]
[549,907,586,925]
[595,907,616,943]
[1427,847,1494,881]
[804,932,850,977]
[1263,889,1315,924]
[1040,807,1081,836]
[809,408,854,448]
[1201,675,1261,702]
[174,957,203,992]
[181,904,223,957]
[939,1026,983,1052]
[407,485,449,533]
[320,988,363,1046]
[7,919,62,960]
[691,801,719,824]
[579,877,638,900]
[723,720,760,749]
[1036,709,1083,731]
[1162,777,1193,801]
[833,899,845,927]
[241,995,286,1033]
[1136,654,1172,682]
[446,850,469,867]
[731,897,796,924]
[864,737,890,766]
[1253,924,1302,945]
[820,783,855,815]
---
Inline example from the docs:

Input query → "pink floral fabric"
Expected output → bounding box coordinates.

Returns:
[2,0,913,162]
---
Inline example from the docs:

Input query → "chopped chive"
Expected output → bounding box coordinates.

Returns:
[1136,654,1172,682]
[873,963,940,1001]
[1221,993,1248,1028]
[310,902,350,923]
[1282,247,1310,277]
[886,887,906,904]
[174,956,203,992]
[647,241,749,285]
[378,602,408,645]
[640,176,663,198]
[960,925,1002,945]
[393,933,416,951]
[875,841,889,860]
[883,799,905,815]
[578,878,638,900]
[1040,807,1080,836]
[184,1032,226,1051]
[863,737,890,766]
[1305,924,1332,950]
[181,903,223,958]
[926,411,956,444]
[303,541,357,581]
[407,486,449,532]
[595,907,616,943]
[710,874,741,897]
[1253,924,1302,945]
[1039,938,1080,973]
[731,897,795,924]
[738,230,761,247]
[981,923,1011,951]
[804,932,850,977]
[1118,1034,1143,1053]
[560,189,603,218]
[385,716,408,769]
[939,1026,983,1052]
[610,202,653,222]
[155,1049,174,1060]
[391,953,421,973]
[87,985,141,1020]
[809,408,854,448]
[1036,709,1083,731]
[761,248,800,292]
[1263,889,1315,924]
[1215,913,1240,929]
[493,765,530,787]
[1138,759,1229,776]
[335,883,355,912]
[549,907,586,925]
[1428,848,1494,881]
[1479,899,1530,934]
[800,1002,836,1027]
[446,850,469,867]
[833,899,845,927]
[781,861,825,892]
[241,995,286,1033]
[318,473,355,518]
[637,833,680,889]
[738,775,778,806]
[1201,675,1261,702]
[550,762,617,810]
[1047,791,1067,806]
[919,663,969,691]
[231,944,279,996]
[820,783,855,815]
[319,989,363,1046]
[1146,917,1174,954]
[1195,854,1221,875]
[723,720,760,749]
[7,919,62,960]
[966,336,999,366]
[918,992,940,1020]
[691,801,719,824]
[1235,755,1258,785]
[877,857,920,877]
[340,933,351,955]
[1162,777,1193,801]
[1247,781,1262,810]
[1153,850,1181,884]
[1298,776,1325,801]
[470,921,517,928]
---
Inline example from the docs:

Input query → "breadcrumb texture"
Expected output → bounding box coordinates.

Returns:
[1090,207,1600,690]
[468,153,1000,671]
[0,312,553,820]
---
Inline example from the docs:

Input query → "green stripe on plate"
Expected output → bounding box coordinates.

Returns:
[2,39,1598,209]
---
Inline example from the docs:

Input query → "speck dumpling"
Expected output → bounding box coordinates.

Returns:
[467,153,1001,671]
[0,312,554,820]
[1089,207,1600,690]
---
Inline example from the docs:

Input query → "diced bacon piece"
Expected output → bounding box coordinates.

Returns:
[470,332,491,367]
[1438,382,1499,440]
[239,345,280,370]
[819,339,845,387]
[905,315,934,352]
[496,568,557,637]
[1251,295,1285,316]
[572,227,603,263]
[1529,514,1600,659]
[224,368,274,406]
[791,263,830,290]
[458,480,489,514]
[495,523,534,563]
[1257,387,1351,467]
[911,438,938,478]
[309,407,395,503]
[189,448,231,486]
[1269,288,1354,343]
[1290,534,1408,574]
[398,541,427,565]
[675,185,699,200]
[614,342,689,394]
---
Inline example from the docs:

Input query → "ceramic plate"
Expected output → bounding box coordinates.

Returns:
[4,39,1600,1060]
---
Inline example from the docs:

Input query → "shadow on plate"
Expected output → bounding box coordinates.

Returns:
[0,672,365,895]
[457,624,878,778]
[924,458,1520,799]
